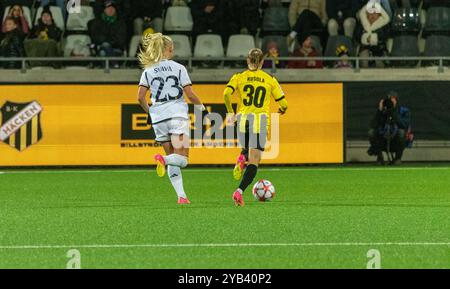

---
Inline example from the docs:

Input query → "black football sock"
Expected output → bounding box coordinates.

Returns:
[238,164,258,192]
[241,149,249,161]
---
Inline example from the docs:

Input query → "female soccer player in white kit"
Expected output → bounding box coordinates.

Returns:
[137,33,207,204]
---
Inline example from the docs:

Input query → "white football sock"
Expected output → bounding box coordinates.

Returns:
[164,154,188,168]
[168,166,187,199]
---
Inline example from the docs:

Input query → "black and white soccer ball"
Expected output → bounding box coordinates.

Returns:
[252,180,275,202]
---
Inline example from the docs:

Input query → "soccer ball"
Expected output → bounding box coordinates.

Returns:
[252,180,276,202]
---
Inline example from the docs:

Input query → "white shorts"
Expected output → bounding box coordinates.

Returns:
[153,118,190,142]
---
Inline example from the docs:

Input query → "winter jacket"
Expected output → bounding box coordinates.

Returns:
[88,14,127,49]
[355,5,391,52]
[30,20,62,41]
[0,28,25,68]
[287,47,323,68]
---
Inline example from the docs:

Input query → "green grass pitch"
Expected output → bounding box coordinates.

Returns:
[0,166,449,269]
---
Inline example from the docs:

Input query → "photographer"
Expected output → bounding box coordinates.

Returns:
[368,91,411,165]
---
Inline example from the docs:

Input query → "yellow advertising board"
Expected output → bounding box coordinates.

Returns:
[0,84,343,166]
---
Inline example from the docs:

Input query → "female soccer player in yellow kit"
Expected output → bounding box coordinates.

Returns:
[223,48,288,206]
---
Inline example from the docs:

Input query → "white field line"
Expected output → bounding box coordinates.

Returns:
[0,242,450,250]
[1,167,450,175]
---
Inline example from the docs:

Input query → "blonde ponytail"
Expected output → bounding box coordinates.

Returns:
[138,33,173,68]
[247,48,265,71]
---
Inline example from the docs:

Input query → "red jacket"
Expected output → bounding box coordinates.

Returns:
[288,47,323,69]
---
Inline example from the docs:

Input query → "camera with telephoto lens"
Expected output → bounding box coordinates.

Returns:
[382,97,394,115]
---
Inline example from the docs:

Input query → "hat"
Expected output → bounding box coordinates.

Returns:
[143,27,155,37]
[336,44,348,57]
[104,0,116,9]
[366,1,382,14]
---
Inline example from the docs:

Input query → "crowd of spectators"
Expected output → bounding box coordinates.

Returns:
[0,0,446,69]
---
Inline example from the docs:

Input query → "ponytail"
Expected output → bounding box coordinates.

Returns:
[247,48,265,71]
[138,33,173,68]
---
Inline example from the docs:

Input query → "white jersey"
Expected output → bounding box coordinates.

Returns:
[139,59,192,124]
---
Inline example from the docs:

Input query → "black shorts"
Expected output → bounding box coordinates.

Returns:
[237,119,267,152]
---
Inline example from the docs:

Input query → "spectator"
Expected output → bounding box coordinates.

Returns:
[287,0,327,48]
[191,0,223,43]
[0,16,25,69]
[327,0,356,38]
[1,0,32,10]
[355,2,390,68]
[129,0,163,36]
[287,32,323,69]
[2,4,29,35]
[334,44,353,68]
[223,0,260,36]
[88,0,127,64]
[25,6,62,66]
[262,41,285,69]
[353,0,392,19]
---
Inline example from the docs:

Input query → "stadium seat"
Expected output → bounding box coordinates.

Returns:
[261,35,289,57]
[423,6,450,33]
[226,35,256,58]
[325,36,355,57]
[63,34,91,57]
[34,6,65,31]
[128,35,141,57]
[169,35,192,58]
[164,6,193,32]
[392,8,421,34]
[66,6,95,31]
[262,7,290,35]
[2,5,32,29]
[390,35,420,67]
[194,34,224,57]
[423,35,450,65]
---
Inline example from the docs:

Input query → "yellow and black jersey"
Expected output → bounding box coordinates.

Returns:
[224,69,288,133]
[226,69,285,115]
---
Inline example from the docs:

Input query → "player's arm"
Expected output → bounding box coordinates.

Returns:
[223,86,235,114]
[137,86,150,114]
[272,77,288,114]
[180,66,206,112]
[276,96,288,115]
[138,71,151,114]
[184,85,206,111]
[224,74,239,124]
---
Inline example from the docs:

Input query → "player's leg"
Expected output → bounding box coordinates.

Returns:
[154,119,191,204]
[233,120,250,180]
[233,148,262,207]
